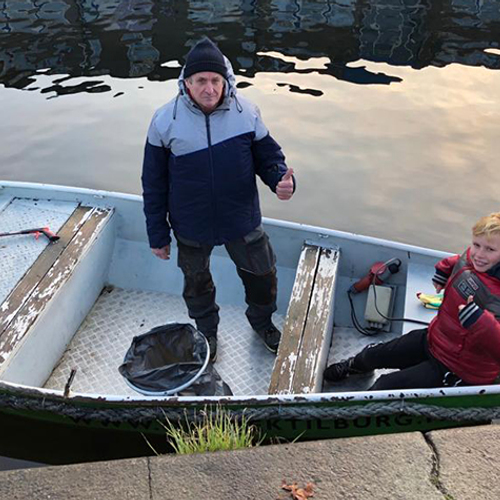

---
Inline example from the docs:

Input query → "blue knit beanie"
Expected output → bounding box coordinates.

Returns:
[184,38,227,79]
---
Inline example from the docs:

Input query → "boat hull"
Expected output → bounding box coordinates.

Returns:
[0,380,496,464]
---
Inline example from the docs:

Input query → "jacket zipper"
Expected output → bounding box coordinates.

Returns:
[205,114,217,243]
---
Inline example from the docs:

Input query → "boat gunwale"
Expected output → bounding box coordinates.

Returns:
[0,180,451,258]
[1,379,499,406]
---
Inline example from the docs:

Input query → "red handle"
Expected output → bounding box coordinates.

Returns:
[38,227,60,242]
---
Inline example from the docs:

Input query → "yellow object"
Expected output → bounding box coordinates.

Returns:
[416,292,444,310]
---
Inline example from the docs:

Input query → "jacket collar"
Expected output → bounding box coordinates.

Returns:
[487,260,500,279]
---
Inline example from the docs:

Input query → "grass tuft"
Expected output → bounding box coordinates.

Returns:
[159,406,261,455]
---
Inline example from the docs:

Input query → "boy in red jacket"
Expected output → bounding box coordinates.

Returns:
[324,212,500,390]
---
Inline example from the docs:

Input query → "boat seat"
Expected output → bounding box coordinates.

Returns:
[0,202,115,386]
[402,262,438,334]
[268,243,339,394]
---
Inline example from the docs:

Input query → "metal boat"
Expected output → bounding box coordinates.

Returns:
[1,180,498,463]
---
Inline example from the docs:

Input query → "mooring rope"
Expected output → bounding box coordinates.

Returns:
[0,393,499,425]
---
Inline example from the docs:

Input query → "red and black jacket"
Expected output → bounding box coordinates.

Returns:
[428,249,500,384]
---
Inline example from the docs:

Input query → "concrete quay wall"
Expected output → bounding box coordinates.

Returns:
[1,425,499,500]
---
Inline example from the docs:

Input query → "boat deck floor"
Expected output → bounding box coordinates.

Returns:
[43,286,399,397]
[44,287,284,397]
[324,326,399,392]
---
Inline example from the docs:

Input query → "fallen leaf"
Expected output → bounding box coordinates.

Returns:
[281,480,315,500]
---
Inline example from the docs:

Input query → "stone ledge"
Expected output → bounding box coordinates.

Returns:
[0,431,442,500]
[3,426,500,500]
[149,431,441,500]
[427,424,500,500]
[0,456,150,500]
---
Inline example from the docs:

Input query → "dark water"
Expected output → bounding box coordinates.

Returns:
[1,0,500,468]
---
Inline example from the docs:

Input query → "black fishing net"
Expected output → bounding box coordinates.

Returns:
[118,323,232,396]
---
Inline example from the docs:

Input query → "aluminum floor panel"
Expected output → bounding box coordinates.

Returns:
[44,287,284,397]
[323,326,399,392]
[0,198,77,304]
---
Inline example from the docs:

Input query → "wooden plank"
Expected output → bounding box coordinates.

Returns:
[292,247,339,394]
[0,206,93,335]
[0,207,113,366]
[268,244,320,395]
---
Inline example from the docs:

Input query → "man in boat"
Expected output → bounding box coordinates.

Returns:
[324,212,500,390]
[141,37,295,362]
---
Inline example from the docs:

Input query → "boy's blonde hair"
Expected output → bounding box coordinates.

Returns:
[473,212,500,238]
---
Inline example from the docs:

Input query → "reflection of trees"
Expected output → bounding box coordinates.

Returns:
[0,0,499,95]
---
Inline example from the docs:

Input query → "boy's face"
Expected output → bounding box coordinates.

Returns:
[470,233,500,273]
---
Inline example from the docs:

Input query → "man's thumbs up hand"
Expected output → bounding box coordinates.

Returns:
[276,168,295,201]
[281,168,294,182]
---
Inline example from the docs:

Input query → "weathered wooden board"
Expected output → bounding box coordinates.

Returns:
[0,206,92,335]
[0,207,112,367]
[268,244,320,395]
[292,247,339,394]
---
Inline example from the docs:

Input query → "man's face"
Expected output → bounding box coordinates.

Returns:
[185,72,225,113]
[470,233,500,273]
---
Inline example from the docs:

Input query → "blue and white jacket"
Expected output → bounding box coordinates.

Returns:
[141,56,290,248]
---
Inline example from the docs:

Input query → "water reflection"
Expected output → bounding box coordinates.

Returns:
[1,1,500,469]
[1,0,499,96]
